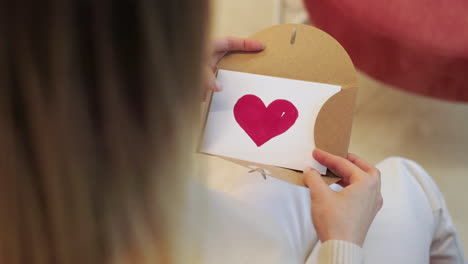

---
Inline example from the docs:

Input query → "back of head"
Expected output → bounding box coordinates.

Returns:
[0,0,208,263]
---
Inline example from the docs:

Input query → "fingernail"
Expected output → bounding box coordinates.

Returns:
[314,148,324,154]
[252,40,265,50]
[303,167,312,172]
[215,80,223,91]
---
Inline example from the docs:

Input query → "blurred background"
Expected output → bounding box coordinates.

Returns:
[204,0,468,252]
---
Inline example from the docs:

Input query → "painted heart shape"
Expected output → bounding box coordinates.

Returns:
[233,94,299,147]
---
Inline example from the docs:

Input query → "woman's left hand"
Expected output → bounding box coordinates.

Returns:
[206,37,265,92]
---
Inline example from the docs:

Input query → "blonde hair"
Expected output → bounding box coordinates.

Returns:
[0,0,208,263]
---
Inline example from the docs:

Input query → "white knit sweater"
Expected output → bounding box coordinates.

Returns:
[195,181,365,264]
[318,240,364,264]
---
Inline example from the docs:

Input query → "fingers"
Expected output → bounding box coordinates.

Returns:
[205,67,222,92]
[347,152,381,189]
[347,153,375,174]
[313,148,364,184]
[303,167,331,199]
[345,153,381,200]
[211,37,265,67]
[205,37,265,98]
[214,37,265,53]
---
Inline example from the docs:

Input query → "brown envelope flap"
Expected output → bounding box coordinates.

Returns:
[218,24,357,89]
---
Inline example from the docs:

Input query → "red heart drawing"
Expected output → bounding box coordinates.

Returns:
[233,94,299,147]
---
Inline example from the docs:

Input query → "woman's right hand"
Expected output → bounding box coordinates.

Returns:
[303,149,383,247]
[206,37,264,92]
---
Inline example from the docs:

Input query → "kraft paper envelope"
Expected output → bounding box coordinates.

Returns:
[201,24,358,186]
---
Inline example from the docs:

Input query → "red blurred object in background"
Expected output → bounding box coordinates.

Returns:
[304,0,468,102]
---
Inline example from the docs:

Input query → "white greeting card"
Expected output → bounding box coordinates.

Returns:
[200,70,340,174]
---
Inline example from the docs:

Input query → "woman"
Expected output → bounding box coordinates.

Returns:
[0,0,465,263]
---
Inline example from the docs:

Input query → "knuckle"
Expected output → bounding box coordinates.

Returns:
[378,196,384,210]
[207,81,216,91]
[370,168,380,177]
[303,169,315,178]
[223,37,233,49]
[226,41,233,51]
[365,176,379,189]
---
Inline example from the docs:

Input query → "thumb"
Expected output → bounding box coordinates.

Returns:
[303,167,331,200]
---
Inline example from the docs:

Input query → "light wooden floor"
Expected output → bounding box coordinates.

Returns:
[206,0,468,253]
